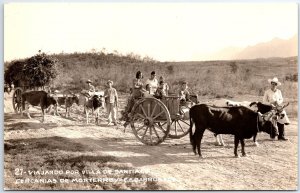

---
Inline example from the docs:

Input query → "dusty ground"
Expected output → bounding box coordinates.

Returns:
[3,92,298,190]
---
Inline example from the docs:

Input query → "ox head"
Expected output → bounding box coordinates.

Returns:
[258,111,279,139]
[46,94,58,105]
[71,94,80,105]
[272,102,289,114]
[47,95,58,109]
[92,95,104,109]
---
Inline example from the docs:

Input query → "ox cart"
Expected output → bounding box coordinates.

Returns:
[128,96,194,145]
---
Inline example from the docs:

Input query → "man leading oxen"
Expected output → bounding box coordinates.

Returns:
[189,104,283,158]
[261,77,291,141]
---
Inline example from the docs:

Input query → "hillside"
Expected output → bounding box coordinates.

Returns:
[4,52,298,100]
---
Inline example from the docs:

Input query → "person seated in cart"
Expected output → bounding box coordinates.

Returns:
[121,71,146,127]
[154,80,167,99]
[178,81,191,104]
[159,76,170,96]
[143,84,154,98]
[178,81,192,118]
[145,71,159,95]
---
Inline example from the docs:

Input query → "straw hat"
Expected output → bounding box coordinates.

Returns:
[86,79,92,83]
[268,77,281,86]
[107,80,113,85]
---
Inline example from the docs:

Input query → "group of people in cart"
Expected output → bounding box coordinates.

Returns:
[121,70,192,128]
[83,70,193,128]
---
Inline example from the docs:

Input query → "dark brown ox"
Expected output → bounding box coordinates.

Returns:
[21,91,57,122]
[189,104,279,158]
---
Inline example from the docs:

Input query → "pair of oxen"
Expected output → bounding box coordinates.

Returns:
[189,100,289,158]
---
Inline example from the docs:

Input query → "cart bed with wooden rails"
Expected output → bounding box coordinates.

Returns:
[129,96,193,145]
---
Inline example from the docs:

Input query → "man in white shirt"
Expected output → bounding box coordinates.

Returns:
[263,77,290,141]
[145,71,158,95]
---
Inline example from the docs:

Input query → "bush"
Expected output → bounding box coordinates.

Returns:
[285,74,298,82]
[229,61,238,73]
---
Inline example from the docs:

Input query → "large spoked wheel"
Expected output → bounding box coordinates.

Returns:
[168,114,191,139]
[130,97,171,145]
[12,88,23,114]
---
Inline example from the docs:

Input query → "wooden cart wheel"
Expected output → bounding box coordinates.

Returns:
[168,114,191,139]
[12,88,23,114]
[130,97,171,145]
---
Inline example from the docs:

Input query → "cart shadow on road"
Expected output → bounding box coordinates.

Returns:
[4,113,297,168]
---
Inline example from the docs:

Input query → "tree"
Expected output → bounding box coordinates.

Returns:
[4,52,58,88]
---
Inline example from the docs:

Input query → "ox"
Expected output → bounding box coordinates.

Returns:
[250,101,290,140]
[54,94,80,117]
[21,91,57,122]
[189,104,279,158]
[84,95,103,125]
[215,100,258,146]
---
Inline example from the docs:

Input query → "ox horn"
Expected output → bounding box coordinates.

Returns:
[249,101,258,107]
[282,102,290,109]
[276,102,290,112]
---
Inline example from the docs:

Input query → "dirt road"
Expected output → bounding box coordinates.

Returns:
[3,93,298,190]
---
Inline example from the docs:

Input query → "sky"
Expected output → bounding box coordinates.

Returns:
[4,3,298,62]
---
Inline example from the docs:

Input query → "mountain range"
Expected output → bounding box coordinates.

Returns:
[208,34,297,60]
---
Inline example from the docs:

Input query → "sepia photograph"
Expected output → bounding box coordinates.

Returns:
[3,2,298,190]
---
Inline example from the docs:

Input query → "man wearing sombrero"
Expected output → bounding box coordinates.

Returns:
[263,77,290,141]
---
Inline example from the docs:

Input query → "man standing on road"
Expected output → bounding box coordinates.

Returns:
[263,77,291,141]
[104,80,118,126]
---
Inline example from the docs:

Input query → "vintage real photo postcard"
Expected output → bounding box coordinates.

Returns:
[3,2,298,190]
